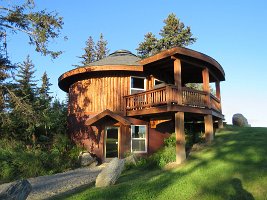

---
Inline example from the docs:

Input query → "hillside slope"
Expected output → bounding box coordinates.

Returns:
[58,126,267,200]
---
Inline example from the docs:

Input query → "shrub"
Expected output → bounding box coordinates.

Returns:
[164,133,176,147]
[150,145,176,168]
[0,135,82,183]
[132,128,203,169]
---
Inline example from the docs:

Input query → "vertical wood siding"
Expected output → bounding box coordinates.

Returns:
[69,74,130,114]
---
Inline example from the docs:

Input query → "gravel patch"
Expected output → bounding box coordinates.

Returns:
[0,164,107,200]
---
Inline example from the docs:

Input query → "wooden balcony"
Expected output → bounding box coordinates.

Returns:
[123,85,222,117]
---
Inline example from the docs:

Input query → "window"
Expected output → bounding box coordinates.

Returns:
[131,125,147,153]
[130,76,146,94]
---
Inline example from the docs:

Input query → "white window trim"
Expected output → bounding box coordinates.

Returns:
[130,76,146,94]
[131,125,147,153]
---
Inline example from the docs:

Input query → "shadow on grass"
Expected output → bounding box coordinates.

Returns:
[229,178,254,200]
[54,126,267,200]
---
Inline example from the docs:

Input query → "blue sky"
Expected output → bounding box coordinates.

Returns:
[7,0,267,127]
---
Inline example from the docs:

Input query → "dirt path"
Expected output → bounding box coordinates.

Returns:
[0,165,106,200]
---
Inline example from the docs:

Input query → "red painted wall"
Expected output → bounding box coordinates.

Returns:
[148,120,173,154]
[68,114,173,161]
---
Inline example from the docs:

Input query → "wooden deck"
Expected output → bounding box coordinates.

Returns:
[123,85,222,117]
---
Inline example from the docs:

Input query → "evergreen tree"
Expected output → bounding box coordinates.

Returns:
[0,1,67,144]
[0,0,64,59]
[36,71,52,136]
[95,33,109,60]
[0,55,15,112]
[4,55,38,143]
[159,13,196,50]
[15,55,37,104]
[137,13,196,58]
[39,71,52,102]
[79,36,96,66]
[48,99,67,136]
[136,32,158,58]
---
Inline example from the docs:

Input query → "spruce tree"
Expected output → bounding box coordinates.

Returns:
[0,54,15,112]
[6,55,38,143]
[79,36,96,66]
[37,71,53,137]
[39,71,52,102]
[95,33,109,60]
[15,55,37,104]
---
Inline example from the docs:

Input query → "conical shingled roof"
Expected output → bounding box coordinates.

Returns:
[88,50,141,66]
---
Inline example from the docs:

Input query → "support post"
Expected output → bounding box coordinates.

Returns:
[204,115,214,142]
[218,119,224,129]
[175,112,186,164]
[202,68,211,108]
[215,81,222,112]
[215,81,221,99]
[174,58,182,105]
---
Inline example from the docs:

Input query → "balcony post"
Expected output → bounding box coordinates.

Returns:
[202,67,211,108]
[166,85,171,107]
[123,97,127,116]
[173,58,182,105]
[215,81,222,111]
[204,115,214,142]
[175,111,186,164]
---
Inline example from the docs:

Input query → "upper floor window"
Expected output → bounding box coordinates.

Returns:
[130,76,146,94]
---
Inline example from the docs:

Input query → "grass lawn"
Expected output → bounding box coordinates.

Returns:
[55,126,267,200]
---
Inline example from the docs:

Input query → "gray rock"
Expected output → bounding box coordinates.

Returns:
[125,154,137,166]
[0,179,32,200]
[79,152,96,167]
[232,113,249,127]
[95,158,125,187]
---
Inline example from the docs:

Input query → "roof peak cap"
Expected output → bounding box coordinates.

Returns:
[109,49,137,57]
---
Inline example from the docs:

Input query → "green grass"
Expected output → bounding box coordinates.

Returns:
[55,126,267,200]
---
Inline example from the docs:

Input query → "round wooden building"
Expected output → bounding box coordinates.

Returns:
[58,47,225,163]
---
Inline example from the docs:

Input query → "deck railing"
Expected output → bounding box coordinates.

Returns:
[182,87,207,108]
[124,85,168,110]
[124,85,221,113]
[210,94,221,112]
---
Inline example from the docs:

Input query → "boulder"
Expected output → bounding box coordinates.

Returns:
[79,152,96,167]
[95,158,125,187]
[0,179,32,200]
[125,154,137,166]
[232,113,249,127]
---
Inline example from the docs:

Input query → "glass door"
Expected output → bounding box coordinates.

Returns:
[105,126,119,158]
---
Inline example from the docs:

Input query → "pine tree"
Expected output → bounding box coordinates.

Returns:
[95,33,109,60]
[79,36,96,66]
[159,13,196,50]
[137,13,197,58]
[136,32,158,58]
